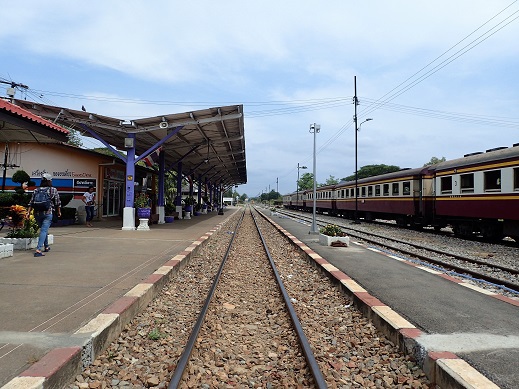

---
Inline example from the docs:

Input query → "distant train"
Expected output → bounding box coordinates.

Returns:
[283,144,519,241]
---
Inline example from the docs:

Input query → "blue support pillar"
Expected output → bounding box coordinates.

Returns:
[197,174,202,206]
[157,149,165,224]
[175,162,183,219]
[122,134,136,230]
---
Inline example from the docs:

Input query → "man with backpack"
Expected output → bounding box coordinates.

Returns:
[25,173,62,257]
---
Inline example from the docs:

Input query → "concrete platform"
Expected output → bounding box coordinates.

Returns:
[264,210,519,389]
[0,209,237,388]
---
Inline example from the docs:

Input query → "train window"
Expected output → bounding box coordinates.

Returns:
[350,188,354,197]
[383,184,390,196]
[515,168,519,191]
[441,176,452,194]
[403,181,411,195]
[361,187,366,197]
[460,173,474,193]
[392,183,399,195]
[375,185,381,196]
[484,170,501,192]
[368,186,373,197]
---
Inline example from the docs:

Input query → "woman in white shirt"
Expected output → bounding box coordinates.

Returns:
[82,186,96,227]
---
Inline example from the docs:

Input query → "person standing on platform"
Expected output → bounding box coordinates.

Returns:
[82,186,96,227]
[25,173,62,257]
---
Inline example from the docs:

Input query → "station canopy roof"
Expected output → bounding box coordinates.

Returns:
[11,99,247,187]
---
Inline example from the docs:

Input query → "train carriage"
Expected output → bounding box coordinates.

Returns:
[282,143,519,241]
[429,146,519,239]
[334,167,427,225]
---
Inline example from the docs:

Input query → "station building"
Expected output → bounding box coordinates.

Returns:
[0,97,246,229]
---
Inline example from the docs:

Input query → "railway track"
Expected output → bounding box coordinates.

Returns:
[275,208,519,295]
[168,207,326,388]
[71,206,431,388]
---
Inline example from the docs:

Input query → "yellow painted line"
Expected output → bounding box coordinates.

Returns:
[125,283,153,298]
[2,376,45,388]
[436,358,500,388]
[340,279,366,293]
[416,266,443,274]
[436,195,518,201]
[154,266,172,275]
[75,313,119,336]
[460,283,496,295]
[322,263,339,272]
[372,306,416,329]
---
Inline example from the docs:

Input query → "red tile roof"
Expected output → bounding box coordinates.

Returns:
[0,98,69,134]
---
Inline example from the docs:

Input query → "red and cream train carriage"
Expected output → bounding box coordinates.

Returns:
[283,144,519,240]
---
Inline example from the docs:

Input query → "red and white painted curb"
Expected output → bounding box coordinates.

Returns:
[268,216,502,389]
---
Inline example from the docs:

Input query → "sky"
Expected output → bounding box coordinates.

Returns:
[1,1,518,198]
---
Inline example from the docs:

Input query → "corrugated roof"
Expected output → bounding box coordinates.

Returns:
[0,99,69,135]
[13,100,247,187]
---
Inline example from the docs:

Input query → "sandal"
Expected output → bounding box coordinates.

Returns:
[44,247,51,252]
[34,252,45,257]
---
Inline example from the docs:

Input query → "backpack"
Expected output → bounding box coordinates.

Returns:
[33,188,52,212]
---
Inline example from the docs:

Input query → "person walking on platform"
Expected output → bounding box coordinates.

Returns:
[25,173,62,257]
[82,186,96,227]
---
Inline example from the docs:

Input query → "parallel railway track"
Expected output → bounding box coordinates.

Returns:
[275,208,519,295]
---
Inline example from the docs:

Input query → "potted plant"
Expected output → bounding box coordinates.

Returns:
[134,192,151,219]
[193,202,202,216]
[183,196,196,213]
[0,205,40,250]
[319,224,350,247]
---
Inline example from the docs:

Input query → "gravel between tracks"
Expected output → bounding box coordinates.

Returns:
[70,208,430,388]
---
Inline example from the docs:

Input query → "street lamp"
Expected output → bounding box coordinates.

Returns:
[296,163,307,207]
[354,118,373,224]
[309,123,320,234]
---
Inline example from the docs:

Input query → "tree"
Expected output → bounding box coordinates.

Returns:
[297,172,314,191]
[341,164,401,181]
[239,193,248,201]
[67,129,83,147]
[423,156,446,167]
[323,175,339,186]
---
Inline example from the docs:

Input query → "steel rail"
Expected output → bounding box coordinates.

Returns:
[276,209,519,293]
[251,207,328,389]
[168,207,246,389]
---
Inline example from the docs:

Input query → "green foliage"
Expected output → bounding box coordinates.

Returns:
[91,147,119,157]
[423,156,446,167]
[297,172,314,190]
[342,164,401,181]
[12,170,30,184]
[323,175,339,186]
[319,224,346,237]
[66,129,83,147]
[165,202,175,215]
[183,196,196,206]
[134,192,150,208]
[148,328,164,340]
[260,190,281,202]
[0,192,17,207]
[5,205,39,238]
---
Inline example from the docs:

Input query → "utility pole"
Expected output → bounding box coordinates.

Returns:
[1,144,20,192]
[353,76,359,224]
[0,80,29,101]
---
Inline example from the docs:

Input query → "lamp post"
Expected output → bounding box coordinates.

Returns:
[309,123,320,234]
[296,163,307,207]
[354,118,373,224]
